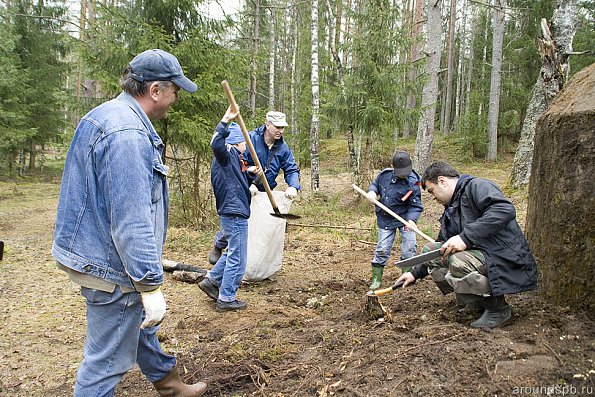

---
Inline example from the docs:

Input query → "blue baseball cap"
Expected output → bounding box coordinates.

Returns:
[225,122,245,145]
[128,49,197,93]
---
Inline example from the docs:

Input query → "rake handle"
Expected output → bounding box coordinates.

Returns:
[353,184,435,243]
[221,80,281,215]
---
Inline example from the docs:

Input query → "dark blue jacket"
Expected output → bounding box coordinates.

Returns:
[211,122,251,218]
[411,175,538,296]
[368,168,423,229]
[244,125,300,191]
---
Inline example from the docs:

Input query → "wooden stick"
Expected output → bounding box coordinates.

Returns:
[221,80,281,215]
[352,184,435,243]
[287,223,372,231]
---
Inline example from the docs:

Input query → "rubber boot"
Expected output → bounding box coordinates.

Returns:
[470,295,511,328]
[455,293,484,312]
[207,245,222,265]
[153,365,207,397]
[368,266,384,290]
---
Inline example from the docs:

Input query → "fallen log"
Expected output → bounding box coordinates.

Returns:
[171,270,206,284]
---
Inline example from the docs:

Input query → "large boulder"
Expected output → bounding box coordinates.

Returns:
[526,63,595,318]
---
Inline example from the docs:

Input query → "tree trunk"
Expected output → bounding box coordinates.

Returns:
[342,0,351,67]
[478,6,489,117]
[510,0,579,187]
[310,0,320,192]
[443,0,456,135]
[249,0,261,117]
[347,125,358,183]
[404,0,424,138]
[74,0,87,127]
[290,11,298,138]
[486,0,506,160]
[464,3,475,118]
[268,8,276,110]
[28,142,36,172]
[413,0,443,173]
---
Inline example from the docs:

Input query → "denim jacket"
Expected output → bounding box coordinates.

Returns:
[52,92,168,289]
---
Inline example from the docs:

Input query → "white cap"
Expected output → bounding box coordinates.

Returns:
[265,111,288,127]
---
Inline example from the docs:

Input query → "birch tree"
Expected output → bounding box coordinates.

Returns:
[413,0,443,172]
[310,0,321,192]
[510,0,579,187]
[486,0,506,160]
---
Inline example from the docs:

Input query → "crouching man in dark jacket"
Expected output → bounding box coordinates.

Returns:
[396,161,537,328]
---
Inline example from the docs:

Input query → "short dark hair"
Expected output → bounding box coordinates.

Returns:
[421,161,460,189]
[119,66,172,96]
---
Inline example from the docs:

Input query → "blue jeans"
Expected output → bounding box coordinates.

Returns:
[207,215,248,302]
[74,286,176,397]
[371,226,417,267]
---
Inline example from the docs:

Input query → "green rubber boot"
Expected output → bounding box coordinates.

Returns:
[369,266,384,290]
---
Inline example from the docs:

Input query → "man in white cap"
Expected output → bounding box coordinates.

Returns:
[52,49,207,396]
[207,110,301,264]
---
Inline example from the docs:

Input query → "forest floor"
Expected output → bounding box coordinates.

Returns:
[1,145,594,397]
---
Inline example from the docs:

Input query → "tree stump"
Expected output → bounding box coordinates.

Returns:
[526,63,595,318]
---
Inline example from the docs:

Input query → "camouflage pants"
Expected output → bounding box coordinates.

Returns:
[422,242,491,296]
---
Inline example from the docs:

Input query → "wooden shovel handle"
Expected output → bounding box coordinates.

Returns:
[353,184,435,243]
[221,80,281,215]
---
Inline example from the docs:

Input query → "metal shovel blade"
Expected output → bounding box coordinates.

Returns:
[270,211,301,220]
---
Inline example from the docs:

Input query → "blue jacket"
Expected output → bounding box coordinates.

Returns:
[211,122,251,218]
[52,92,168,289]
[244,125,300,191]
[368,168,424,229]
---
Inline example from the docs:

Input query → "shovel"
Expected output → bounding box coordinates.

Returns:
[365,281,405,320]
[221,81,300,220]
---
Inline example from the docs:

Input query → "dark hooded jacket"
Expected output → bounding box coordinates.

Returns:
[413,175,537,296]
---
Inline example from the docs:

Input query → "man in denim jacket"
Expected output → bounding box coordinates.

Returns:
[52,49,206,396]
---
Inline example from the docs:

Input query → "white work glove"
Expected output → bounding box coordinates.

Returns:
[249,184,258,196]
[246,166,258,174]
[140,287,167,329]
[366,190,377,202]
[285,186,298,199]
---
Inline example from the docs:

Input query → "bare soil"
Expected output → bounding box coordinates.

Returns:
[1,165,594,397]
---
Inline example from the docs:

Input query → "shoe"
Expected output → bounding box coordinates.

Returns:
[216,299,247,312]
[197,278,219,301]
[470,295,512,328]
[368,265,384,290]
[208,246,222,265]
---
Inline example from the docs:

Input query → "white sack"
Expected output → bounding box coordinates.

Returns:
[243,190,293,281]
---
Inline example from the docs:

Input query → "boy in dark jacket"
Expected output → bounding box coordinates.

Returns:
[198,106,259,311]
[366,151,423,290]
[396,161,538,328]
